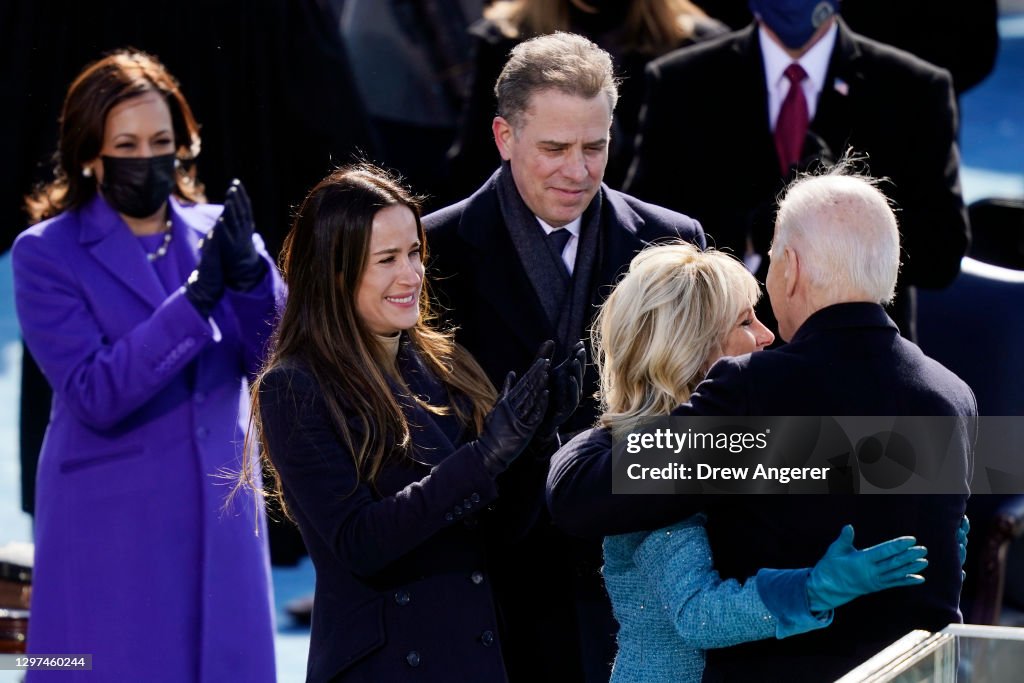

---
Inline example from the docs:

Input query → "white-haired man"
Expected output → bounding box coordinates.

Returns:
[548,163,976,682]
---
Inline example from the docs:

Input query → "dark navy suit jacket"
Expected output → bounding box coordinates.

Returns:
[548,303,976,682]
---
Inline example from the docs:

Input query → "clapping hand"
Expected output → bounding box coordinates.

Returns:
[536,340,586,442]
[219,179,267,291]
[183,226,225,317]
[473,342,552,477]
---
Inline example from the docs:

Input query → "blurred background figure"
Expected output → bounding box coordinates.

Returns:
[340,0,484,210]
[444,0,728,200]
[11,50,282,681]
[697,0,1000,97]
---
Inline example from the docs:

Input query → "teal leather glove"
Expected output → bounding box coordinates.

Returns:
[958,515,970,582]
[807,525,927,613]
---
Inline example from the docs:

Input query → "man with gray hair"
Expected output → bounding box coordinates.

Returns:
[425,31,705,683]
[548,161,976,682]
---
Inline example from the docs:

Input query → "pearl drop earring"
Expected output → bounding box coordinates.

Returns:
[82,167,93,178]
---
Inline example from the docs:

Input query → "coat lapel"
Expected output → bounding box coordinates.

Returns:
[811,19,863,159]
[732,27,783,178]
[595,191,646,296]
[455,177,555,353]
[79,195,167,310]
[392,344,461,468]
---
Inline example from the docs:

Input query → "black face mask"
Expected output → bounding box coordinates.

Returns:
[100,153,176,218]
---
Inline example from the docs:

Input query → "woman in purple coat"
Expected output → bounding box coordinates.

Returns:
[242,164,581,682]
[12,50,281,681]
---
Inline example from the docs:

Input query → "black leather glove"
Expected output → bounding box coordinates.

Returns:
[219,179,267,291]
[474,349,551,477]
[536,340,586,441]
[184,226,226,318]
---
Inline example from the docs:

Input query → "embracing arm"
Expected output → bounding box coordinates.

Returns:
[633,516,830,649]
[546,427,703,537]
[12,231,217,430]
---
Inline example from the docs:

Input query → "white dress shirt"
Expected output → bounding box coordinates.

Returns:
[760,22,839,131]
[536,216,581,275]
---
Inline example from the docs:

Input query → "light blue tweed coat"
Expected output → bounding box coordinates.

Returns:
[603,514,831,683]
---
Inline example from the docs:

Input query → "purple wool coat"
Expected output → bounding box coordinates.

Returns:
[11,194,283,682]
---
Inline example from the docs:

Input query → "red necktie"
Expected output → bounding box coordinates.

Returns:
[774,63,809,174]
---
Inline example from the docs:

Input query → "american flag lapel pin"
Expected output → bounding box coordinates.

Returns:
[834,78,849,96]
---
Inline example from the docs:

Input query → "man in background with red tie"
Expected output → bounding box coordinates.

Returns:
[624,0,968,341]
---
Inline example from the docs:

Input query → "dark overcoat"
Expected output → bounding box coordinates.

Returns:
[259,342,547,682]
[12,195,282,682]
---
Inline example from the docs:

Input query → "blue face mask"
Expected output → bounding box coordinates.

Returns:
[749,0,839,50]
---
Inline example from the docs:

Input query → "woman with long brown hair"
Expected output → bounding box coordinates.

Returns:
[244,164,580,682]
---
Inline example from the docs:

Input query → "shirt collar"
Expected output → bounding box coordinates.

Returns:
[759,21,838,95]
[536,215,582,238]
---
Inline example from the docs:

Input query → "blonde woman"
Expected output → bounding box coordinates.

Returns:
[591,243,930,683]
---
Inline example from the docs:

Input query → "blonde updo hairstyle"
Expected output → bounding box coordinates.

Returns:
[593,242,760,437]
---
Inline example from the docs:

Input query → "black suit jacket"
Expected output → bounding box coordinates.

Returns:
[625,20,969,337]
[547,303,976,682]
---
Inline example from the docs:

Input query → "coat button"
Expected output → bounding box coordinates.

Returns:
[406,650,421,667]
[195,426,209,438]
[470,571,484,585]
[463,499,473,510]
[470,492,480,503]
[453,506,463,518]
[480,630,495,647]
[394,590,411,606]
[444,512,454,522]
[194,391,206,403]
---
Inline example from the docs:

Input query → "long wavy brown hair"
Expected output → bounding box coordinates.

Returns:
[25,48,204,224]
[486,0,711,55]
[243,164,496,518]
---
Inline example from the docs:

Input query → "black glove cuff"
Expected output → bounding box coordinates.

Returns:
[184,279,218,318]
[474,442,509,478]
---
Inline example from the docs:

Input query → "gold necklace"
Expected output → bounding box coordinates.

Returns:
[146,220,174,262]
